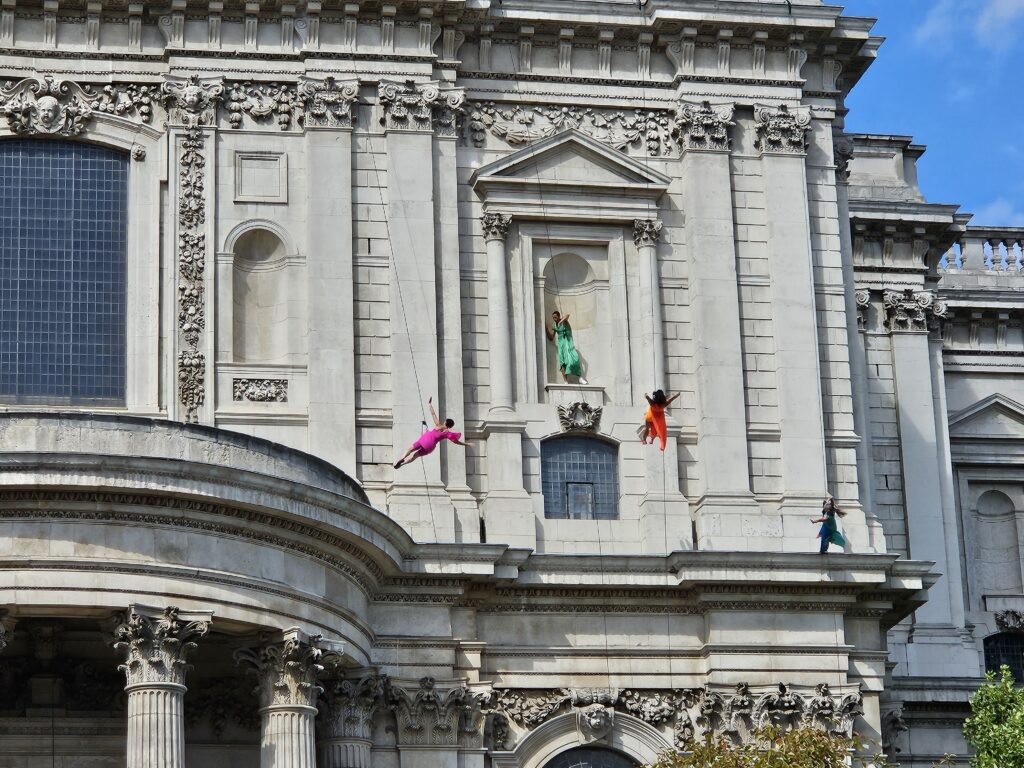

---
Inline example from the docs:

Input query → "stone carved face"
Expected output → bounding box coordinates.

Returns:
[182,85,204,111]
[36,96,60,127]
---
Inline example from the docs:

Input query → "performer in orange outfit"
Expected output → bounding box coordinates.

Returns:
[639,390,679,451]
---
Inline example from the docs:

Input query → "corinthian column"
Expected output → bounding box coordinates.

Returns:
[318,673,388,768]
[482,212,514,413]
[633,218,665,388]
[113,605,211,768]
[235,629,327,768]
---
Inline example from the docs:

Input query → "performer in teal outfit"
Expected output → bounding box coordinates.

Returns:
[811,495,847,553]
[545,310,588,384]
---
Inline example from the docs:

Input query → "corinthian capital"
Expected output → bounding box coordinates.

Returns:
[481,212,512,242]
[386,676,486,747]
[235,629,329,709]
[754,104,811,155]
[297,76,359,129]
[319,672,389,740]
[633,219,663,248]
[673,100,734,152]
[882,289,947,333]
[112,606,211,687]
[378,79,437,132]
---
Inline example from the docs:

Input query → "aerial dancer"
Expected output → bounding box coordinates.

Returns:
[810,494,847,553]
[545,310,588,385]
[394,397,467,469]
[639,390,679,451]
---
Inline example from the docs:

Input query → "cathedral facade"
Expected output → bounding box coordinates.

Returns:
[0,1,1017,766]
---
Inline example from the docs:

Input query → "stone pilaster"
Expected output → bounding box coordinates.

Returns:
[482,212,515,413]
[633,218,665,389]
[676,99,758,546]
[113,605,211,768]
[235,629,327,768]
[318,673,388,768]
[757,104,829,540]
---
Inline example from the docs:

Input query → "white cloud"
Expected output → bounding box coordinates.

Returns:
[914,0,958,45]
[972,197,1024,227]
[914,0,1024,46]
[976,0,1024,36]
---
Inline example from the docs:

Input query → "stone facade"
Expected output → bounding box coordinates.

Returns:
[0,1,1014,766]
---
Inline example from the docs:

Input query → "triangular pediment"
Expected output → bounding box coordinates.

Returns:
[949,394,1024,439]
[470,130,670,220]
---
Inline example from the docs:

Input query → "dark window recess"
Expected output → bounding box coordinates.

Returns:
[984,631,1024,684]
[0,139,129,405]
[541,436,619,520]
[544,748,638,768]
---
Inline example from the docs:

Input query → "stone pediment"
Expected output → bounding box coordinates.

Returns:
[470,129,670,221]
[949,394,1024,439]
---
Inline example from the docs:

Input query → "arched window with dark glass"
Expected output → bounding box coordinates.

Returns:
[984,632,1024,683]
[0,139,128,404]
[541,436,619,520]
[545,747,638,768]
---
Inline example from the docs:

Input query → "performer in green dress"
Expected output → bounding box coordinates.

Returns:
[810,495,847,553]
[545,311,588,384]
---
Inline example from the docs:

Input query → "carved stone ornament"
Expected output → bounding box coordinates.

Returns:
[673,100,734,152]
[176,128,209,423]
[318,672,389,740]
[225,81,303,130]
[996,609,1024,632]
[386,676,486,747]
[298,77,359,129]
[112,606,210,688]
[557,402,603,433]
[232,378,288,403]
[434,88,467,138]
[131,145,146,162]
[833,135,855,182]
[161,74,225,127]
[185,676,260,735]
[378,80,442,132]
[0,75,94,136]
[633,219,663,248]
[855,288,871,330]
[881,707,909,752]
[489,684,863,748]
[481,212,512,242]
[882,289,947,333]
[467,101,673,156]
[0,613,7,654]
[754,104,812,155]
[234,633,328,709]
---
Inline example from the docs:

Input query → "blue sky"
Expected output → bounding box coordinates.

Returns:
[839,0,1024,226]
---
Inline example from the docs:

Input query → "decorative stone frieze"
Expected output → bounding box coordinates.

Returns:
[378,80,440,132]
[633,219,663,248]
[491,688,569,727]
[557,402,603,432]
[234,633,327,709]
[233,378,289,403]
[176,129,209,423]
[112,606,210,688]
[996,609,1024,632]
[318,672,389,741]
[754,104,811,155]
[481,212,512,242]
[673,100,734,152]
[161,74,224,127]
[89,83,157,123]
[225,81,302,130]
[0,75,94,136]
[298,77,359,129]
[386,677,485,747]
[466,101,673,156]
[883,289,947,333]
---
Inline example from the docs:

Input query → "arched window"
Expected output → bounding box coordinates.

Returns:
[541,436,619,520]
[545,747,637,768]
[0,139,128,404]
[984,632,1024,683]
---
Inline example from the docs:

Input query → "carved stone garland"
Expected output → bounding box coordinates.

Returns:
[233,378,288,403]
[882,289,947,333]
[996,609,1024,632]
[557,402,603,433]
[176,130,208,423]
[673,100,734,152]
[754,104,811,155]
[466,101,673,156]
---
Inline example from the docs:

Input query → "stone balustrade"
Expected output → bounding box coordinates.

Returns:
[941,227,1024,273]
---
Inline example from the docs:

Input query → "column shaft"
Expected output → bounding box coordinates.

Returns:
[682,149,757,545]
[319,737,372,768]
[307,128,356,474]
[636,239,665,388]
[260,705,318,768]
[126,683,186,768]
[486,233,514,412]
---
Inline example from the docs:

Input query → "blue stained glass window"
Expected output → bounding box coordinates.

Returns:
[541,436,619,520]
[984,631,1024,684]
[0,139,128,405]
[545,748,637,768]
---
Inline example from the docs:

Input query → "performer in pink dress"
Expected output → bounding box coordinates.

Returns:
[394,396,468,469]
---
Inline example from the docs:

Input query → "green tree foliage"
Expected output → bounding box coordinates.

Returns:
[964,665,1024,768]
[647,727,888,768]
